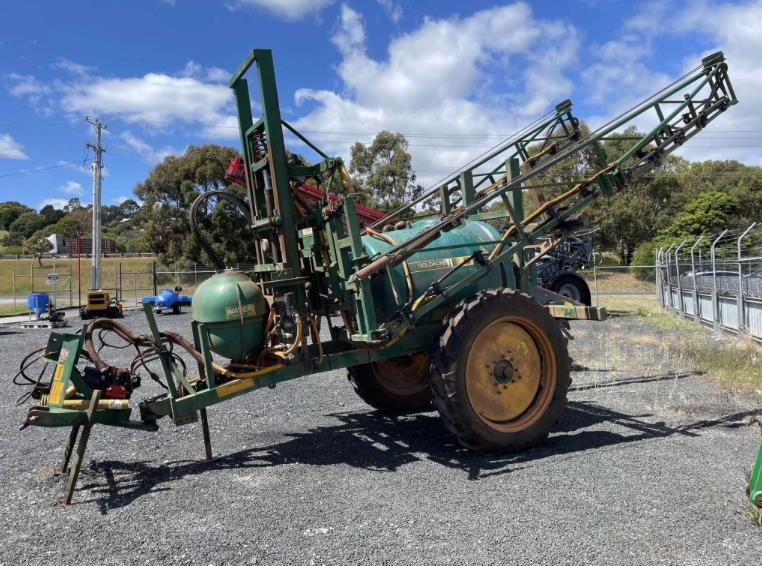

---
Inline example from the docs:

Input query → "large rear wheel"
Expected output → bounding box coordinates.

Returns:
[348,353,432,413]
[431,288,570,451]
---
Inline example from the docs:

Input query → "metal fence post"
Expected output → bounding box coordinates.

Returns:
[657,248,666,308]
[711,230,728,332]
[736,223,756,338]
[152,261,158,296]
[592,251,599,307]
[664,244,675,311]
[655,248,661,307]
[674,240,687,319]
[52,262,57,308]
[689,235,704,324]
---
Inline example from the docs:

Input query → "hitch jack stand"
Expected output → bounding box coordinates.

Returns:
[59,425,80,474]
[200,408,213,461]
[61,390,102,505]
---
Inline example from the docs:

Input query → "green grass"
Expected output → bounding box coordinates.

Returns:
[635,309,762,391]
[0,257,155,297]
[580,269,656,294]
[0,304,22,316]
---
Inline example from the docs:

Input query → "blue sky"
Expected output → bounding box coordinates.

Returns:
[1,0,761,210]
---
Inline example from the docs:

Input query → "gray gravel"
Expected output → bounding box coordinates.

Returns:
[0,311,760,565]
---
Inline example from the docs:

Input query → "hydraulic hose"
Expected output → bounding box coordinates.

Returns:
[188,189,250,271]
[83,318,278,380]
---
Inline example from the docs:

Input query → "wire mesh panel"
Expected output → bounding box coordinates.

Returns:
[682,290,695,317]
[747,299,762,341]
[698,292,714,325]
[656,223,762,342]
[719,296,739,331]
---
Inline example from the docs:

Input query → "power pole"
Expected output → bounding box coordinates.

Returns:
[85,117,106,290]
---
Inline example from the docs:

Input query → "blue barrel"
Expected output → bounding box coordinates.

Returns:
[27,292,49,316]
[158,288,177,308]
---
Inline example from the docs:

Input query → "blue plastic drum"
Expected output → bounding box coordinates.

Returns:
[27,292,49,316]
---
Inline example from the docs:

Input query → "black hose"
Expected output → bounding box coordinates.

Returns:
[188,189,250,271]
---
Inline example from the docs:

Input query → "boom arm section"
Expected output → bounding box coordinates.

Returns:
[352,52,736,289]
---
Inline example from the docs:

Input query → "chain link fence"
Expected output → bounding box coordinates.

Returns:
[0,260,254,315]
[2,251,661,317]
[576,260,659,314]
[656,223,762,342]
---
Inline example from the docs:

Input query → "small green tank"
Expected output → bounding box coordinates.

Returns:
[191,270,269,360]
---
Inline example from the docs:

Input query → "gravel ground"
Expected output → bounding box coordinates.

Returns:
[0,311,760,565]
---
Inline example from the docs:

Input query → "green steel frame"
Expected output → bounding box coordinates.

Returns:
[21,48,747,505]
[750,436,762,509]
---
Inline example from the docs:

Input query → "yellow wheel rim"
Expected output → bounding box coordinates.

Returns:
[371,353,430,396]
[465,316,557,432]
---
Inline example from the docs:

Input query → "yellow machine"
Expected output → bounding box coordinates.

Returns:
[79,291,123,320]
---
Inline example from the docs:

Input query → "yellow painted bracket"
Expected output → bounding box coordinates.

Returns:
[545,303,607,321]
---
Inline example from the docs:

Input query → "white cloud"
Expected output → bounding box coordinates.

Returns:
[205,67,230,82]
[6,73,50,99]
[113,195,132,205]
[60,180,85,195]
[181,60,203,78]
[667,0,762,167]
[181,60,230,83]
[6,73,54,115]
[0,133,28,160]
[293,3,579,185]
[161,0,176,5]
[331,4,365,53]
[38,198,70,211]
[60,72,235,137]
[376,0,402,23]
[53,57,96,76]
[120,131,180,164]
[581,36,670,110]
[229,0,334,21]
[582,0,762,168]
[581,0,672,118]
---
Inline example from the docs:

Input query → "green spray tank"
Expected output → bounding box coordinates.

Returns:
[191,270,269,360]
[361,219,504,323]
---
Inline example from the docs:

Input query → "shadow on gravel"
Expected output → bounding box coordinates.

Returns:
[569,371,699,392]
[75,401,759,513]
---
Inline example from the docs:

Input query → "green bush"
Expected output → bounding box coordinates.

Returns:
[632,240,661,281]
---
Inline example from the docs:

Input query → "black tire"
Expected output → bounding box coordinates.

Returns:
[549,273,591,306]
[431,288,571,452]
[79,308,90,320]
[348,353,432,413]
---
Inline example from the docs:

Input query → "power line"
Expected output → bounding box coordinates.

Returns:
[0,161,83,178]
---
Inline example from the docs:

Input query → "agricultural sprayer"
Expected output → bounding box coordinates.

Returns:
[15,49,759,508]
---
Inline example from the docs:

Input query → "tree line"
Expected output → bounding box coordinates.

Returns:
[2,127,759,267]
[0,197,140,254]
